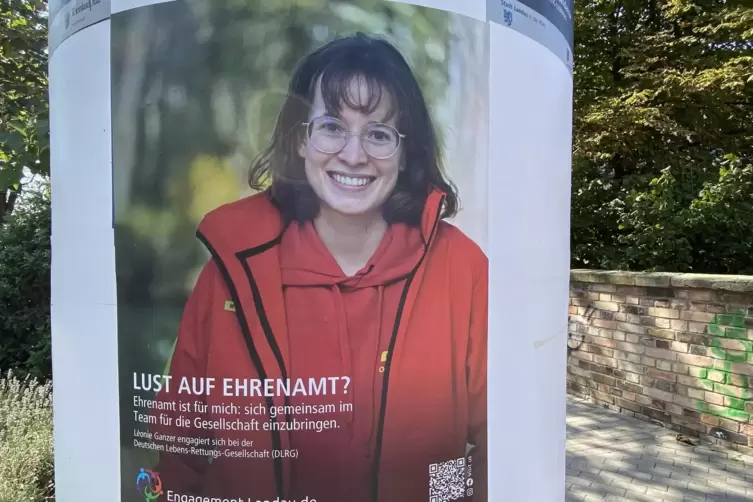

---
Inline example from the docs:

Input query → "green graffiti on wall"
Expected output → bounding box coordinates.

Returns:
[695,310,753,423]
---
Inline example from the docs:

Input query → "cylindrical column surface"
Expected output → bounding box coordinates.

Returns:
[50,0,573,500]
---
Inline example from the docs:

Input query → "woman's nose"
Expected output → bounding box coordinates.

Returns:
[337,133,368,166]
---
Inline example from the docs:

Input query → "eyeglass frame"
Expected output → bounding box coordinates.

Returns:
[301,116,406,160]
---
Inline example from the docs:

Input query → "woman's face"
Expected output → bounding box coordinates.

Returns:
[298,78,402,220]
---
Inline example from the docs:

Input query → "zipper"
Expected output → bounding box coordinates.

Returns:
[196,231,287,499]
[370,196,445,502]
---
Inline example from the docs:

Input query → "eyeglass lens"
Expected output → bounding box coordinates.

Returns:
[308,116,400,159]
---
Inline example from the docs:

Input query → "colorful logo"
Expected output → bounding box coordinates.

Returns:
[136,468,163,501]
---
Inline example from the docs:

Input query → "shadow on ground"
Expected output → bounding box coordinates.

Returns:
[566,396,753,501]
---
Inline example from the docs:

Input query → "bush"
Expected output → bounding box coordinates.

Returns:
[0,371,54,502]
[0,184,51,380]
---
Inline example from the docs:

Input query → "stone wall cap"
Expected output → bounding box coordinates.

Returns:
[571,269,753,292]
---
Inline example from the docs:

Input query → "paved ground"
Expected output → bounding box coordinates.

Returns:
[566,396,753,501]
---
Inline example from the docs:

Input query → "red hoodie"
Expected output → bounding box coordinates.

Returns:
[149,188,488,502]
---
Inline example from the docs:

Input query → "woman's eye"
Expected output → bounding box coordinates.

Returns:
[369,130,391,142]
[321,123,343,133]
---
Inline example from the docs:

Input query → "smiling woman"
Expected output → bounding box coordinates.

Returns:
[150,32,488,502]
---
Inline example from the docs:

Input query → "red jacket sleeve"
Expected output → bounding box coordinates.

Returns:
[467,254,488,501]
[150,259,220,494]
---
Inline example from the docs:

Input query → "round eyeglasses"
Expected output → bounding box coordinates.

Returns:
[302,116,405,160]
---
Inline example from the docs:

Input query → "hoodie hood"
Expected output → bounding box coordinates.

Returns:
[279,220,425,289]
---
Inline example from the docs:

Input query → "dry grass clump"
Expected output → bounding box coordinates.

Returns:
[0,371,54,502]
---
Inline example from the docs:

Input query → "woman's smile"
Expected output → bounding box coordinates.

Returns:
[327,171,377,190]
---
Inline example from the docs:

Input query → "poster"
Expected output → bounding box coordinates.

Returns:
[112,1,490,501]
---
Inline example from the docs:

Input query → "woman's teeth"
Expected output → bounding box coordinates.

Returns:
[331,173,373,187]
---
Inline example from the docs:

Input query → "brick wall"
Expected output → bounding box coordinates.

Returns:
[567,270,753,454]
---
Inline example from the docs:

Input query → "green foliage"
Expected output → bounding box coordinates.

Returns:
[572,0,753,274]
[0,183,51,380]
[0,371,54,502]
[0,0,49,219]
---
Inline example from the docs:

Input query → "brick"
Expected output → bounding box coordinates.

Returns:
[593,355,618,368]
[611,294,627,303]
[681,311,716,323]
[678,353,713,367]
[647,368,677,382]
[707,370,726,383]
[725,349,748,363]
[640,356,657,367]
[625,334,641,344]
[701,413,720,426]
[645,347,677,360]
[677,375,711,389]
[617,322,647,334]
[599,293,612,301]
[617,286,646,296]
[655,318,672,329]
[642,407,671,423]
[719,418,742,432]
[592,373,616,387]
[592,390,615,405]
[672,363,690,375]
[705,391,725,406]
[592,337,617,349]
[686,290,715,302]
[624,372,641,384]
[616,397,642,413]
[635,394,652,406]
[592,283,618,293]
[706,303,726,313]
[656,359,673,372]
[645,387,674,402]
[688,366,708,378]
[726,327,747,339]
[626,296,640,305]
[742,424,753,436]
[715,338,753,351]
[649,307,681,319]
[678,333,712,347]
[669,320,688,332]
[689,302,708,311]
[612,331,626,341]
[645,328,676,340]
[674,289,688,298]
[674,394,698,409]
[687,321,708,333]
[686,386,705,400]
[615,341,644,354]
[592,319,617,329]
[621,390,637,401]
[670,341,689,352]
[587,292,600,300]
[714,383,753,400]
[724,396,747,410]
[617,360,644,374]
[616,380,643,394]
[726,373,751,388]
[593,301,620,312]
[655,379,674,392]
[670,299,689,310]
[728,363,753,377]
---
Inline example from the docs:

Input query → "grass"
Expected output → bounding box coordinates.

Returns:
[0,371,54,502]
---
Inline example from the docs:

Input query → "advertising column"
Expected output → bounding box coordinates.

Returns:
[48,0,571,499]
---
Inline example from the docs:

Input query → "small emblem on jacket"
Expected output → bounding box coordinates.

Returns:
[224,300,236,312]
[380,351,388,362]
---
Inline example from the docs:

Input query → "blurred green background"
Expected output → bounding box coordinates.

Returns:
[111,0,487,494]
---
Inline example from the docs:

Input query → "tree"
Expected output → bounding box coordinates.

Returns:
[0,181,51,380]
[0,0,49,220]
[571,0,753,274]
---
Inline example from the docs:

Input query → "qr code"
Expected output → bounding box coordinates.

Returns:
[429,457,467,502]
